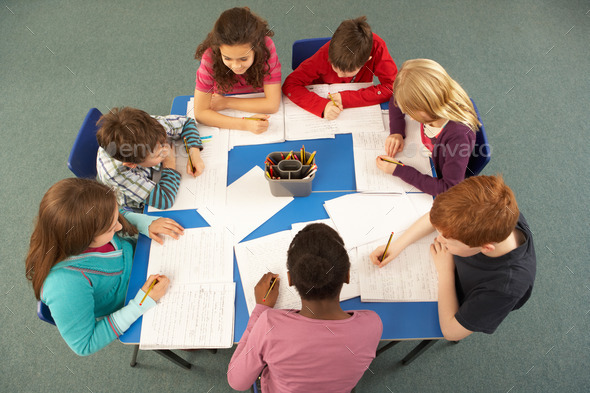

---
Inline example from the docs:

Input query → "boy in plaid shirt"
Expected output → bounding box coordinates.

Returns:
[96,107,204,210]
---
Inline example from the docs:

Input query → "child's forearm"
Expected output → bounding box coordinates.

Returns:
[224,96,280,114]
[394,212,436,250]
[194,107,251,131]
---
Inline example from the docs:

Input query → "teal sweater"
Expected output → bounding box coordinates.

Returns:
[41,210,158,356]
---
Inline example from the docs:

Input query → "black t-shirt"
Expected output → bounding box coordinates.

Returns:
[454,213,536,334]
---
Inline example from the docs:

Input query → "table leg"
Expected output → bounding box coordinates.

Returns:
[375,340,401,357]
[401,340,437,365]
[155,350,192,370]
[130,345,139,367]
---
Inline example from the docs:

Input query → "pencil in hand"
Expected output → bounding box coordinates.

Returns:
[263,277,278,302]
[139,278,158,306]
[380,157,405,166]
[379,232,394,262]
[183,137,196,172]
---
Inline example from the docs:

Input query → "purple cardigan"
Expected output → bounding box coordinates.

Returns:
[389,97,476,196]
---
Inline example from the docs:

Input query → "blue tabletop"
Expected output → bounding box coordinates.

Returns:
[120,95,441,345]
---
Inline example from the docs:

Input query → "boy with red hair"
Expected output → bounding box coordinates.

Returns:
[370,175,536,340]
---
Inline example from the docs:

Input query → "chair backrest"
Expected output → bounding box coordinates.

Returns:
[67,108,102,178]
[465,99,491,177]
[37,300,56,326]
[291,37,331,70]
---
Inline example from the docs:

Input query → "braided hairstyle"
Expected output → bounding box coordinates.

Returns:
[287,223,350,300]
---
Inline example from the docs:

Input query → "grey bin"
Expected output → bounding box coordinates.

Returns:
[265,151,316,197]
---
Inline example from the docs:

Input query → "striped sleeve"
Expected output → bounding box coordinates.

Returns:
[263,36,282,85]
[146,168,181,210]
[180,118,203,150]
[195,49,216,93]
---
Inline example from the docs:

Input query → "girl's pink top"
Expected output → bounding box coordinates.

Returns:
[195,36,281,95]
[227,304,382,393]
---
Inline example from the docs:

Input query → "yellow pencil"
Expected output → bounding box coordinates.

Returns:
[183,137,195,172]
[328,93,337,106]
[380,232,394,262]
[305,151,316,165]
[380,157,405,166]
[263,277,278,302]
[243,117,265,121]
[139,279,158,306]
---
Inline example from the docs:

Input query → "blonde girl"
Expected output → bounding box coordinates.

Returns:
[193,7,282,134]
[25,178,183,355]
[377,59,480,195]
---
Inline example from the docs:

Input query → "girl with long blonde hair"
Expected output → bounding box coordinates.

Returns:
[377,59,480,195]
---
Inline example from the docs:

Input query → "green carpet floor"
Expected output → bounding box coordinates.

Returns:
[1,0,588,392]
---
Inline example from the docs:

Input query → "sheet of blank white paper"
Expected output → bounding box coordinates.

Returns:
[140,282,235,349]
[147,124,229,212]
[324,192,422,249]
[200,166,293,243]
[356,233,438,302]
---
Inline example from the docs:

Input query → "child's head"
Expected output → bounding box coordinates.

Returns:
[429,175,519,256]
[393,59,480,131]
[329,16,373,76]
[194,7,274,93]
[25,178,137,299]
[96,107,167,166]
[287,223,350,301]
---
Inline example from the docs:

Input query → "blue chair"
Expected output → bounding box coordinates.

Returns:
[291,37,331,70]
[465,99,491,177]
[37,300,56,326]
[67,108,102,178]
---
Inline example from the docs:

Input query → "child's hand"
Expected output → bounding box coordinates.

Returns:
[148,218,185,245]
[187,148,205,177]
[142,274,170,302]
[385,134,404,157]
[369,242,401,268]
[243,115,270,134]
[210,93,227,111]
[162,143,176,170]
[430,240,454,275]
[330,93,342,108]
[375,155,398,175]
[255,272,280,307]
[324,101,343,120]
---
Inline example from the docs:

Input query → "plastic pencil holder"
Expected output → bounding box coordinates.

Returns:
[265,151,316,197]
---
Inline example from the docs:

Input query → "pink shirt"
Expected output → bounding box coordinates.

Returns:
[227,304,382,392]
[195,36,281,95]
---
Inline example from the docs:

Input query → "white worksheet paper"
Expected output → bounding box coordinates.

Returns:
[218,93,286,149]
[353,114,433,193]
[146,227,234,283]
[140,282,235,349]
[235,227,360,316]
[283,82,384,140]
[356,233,438,302]
[324,192,421,249]
[147,124,229,212]
[198,166,294,243]
[188,95,285,150]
